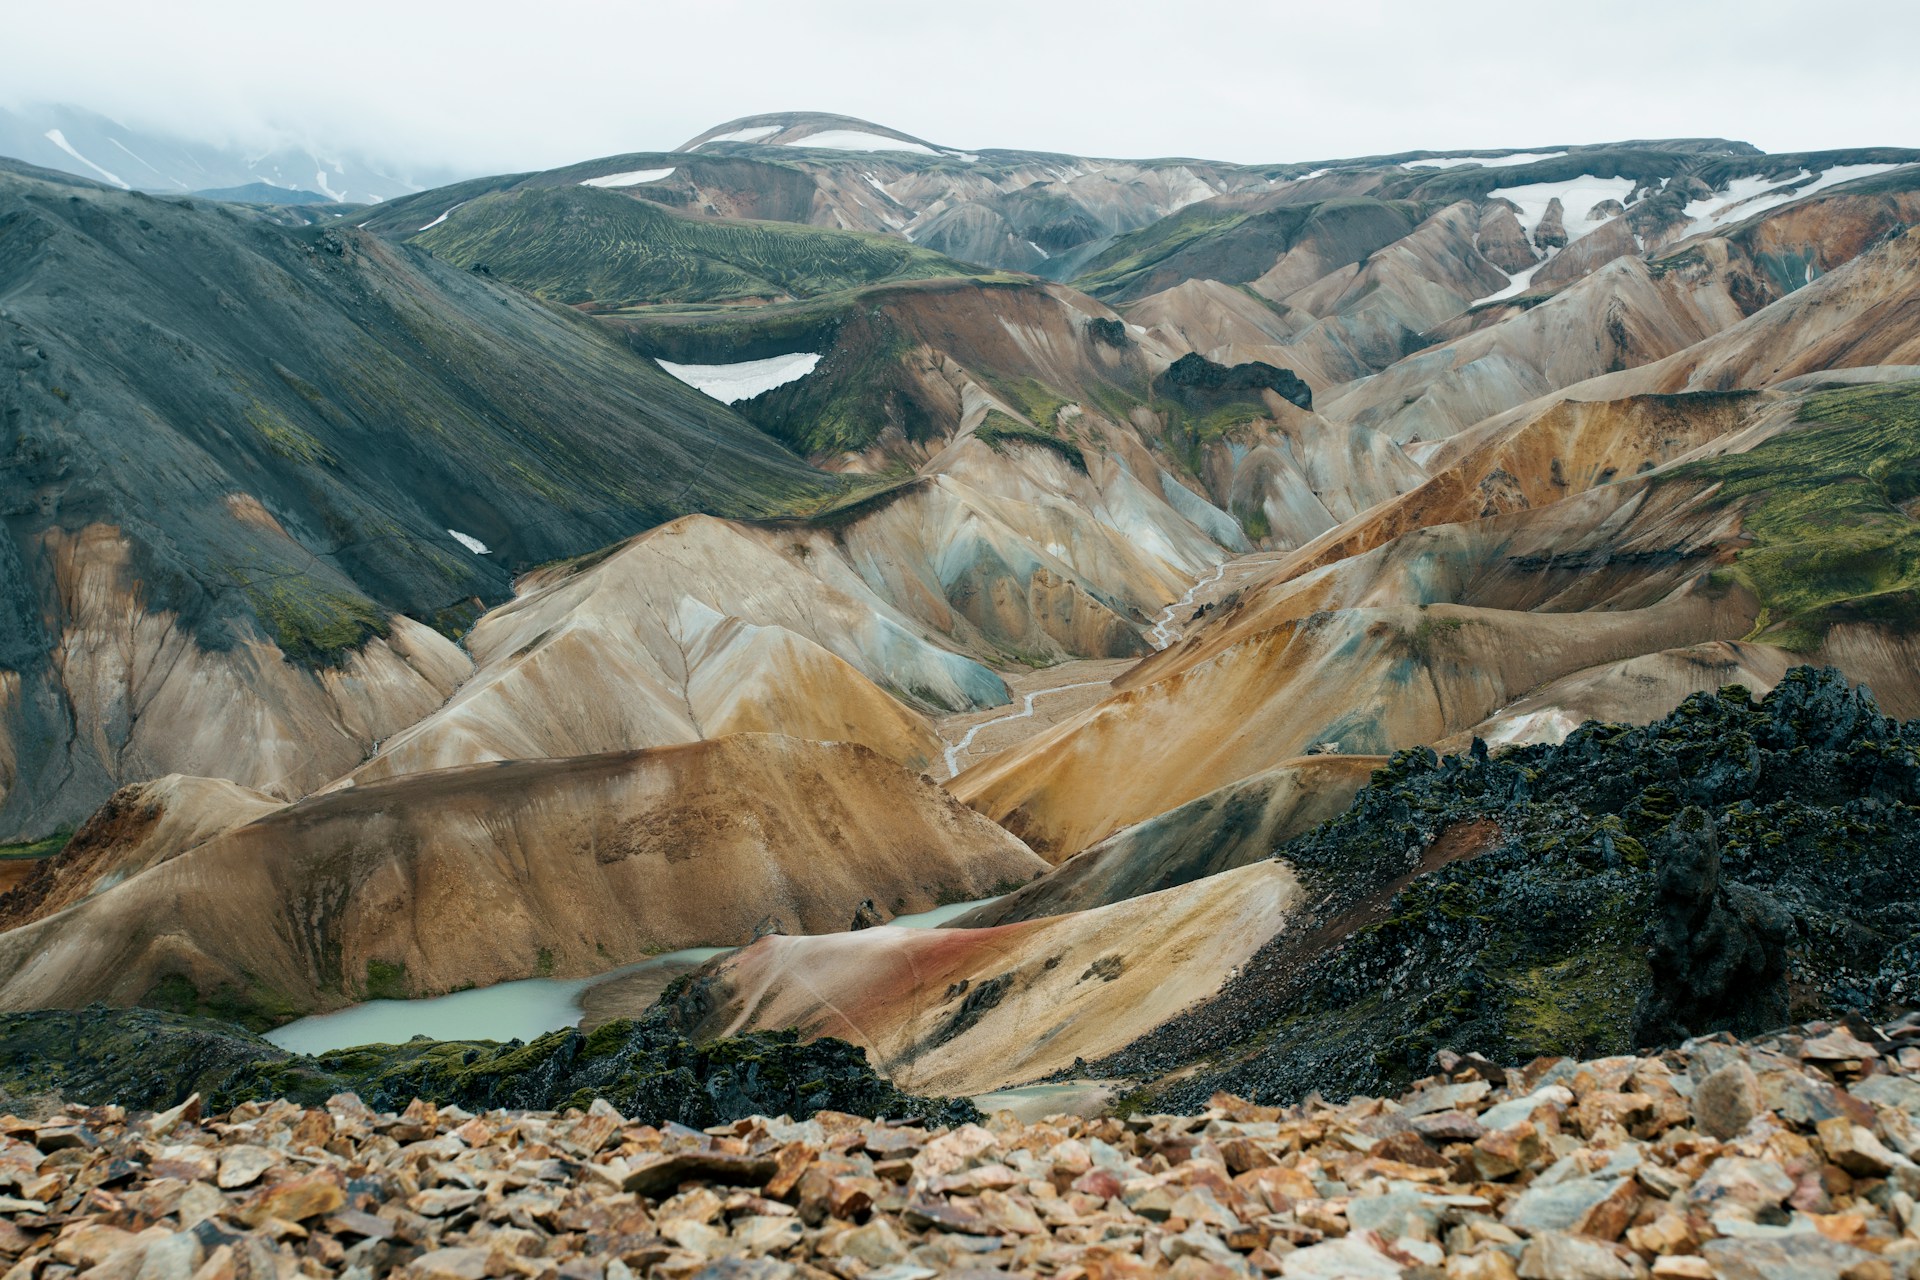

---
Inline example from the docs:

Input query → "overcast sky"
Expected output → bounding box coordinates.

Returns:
[3,0,1913,173]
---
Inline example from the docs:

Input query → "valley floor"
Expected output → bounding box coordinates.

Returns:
[935,551,1290,778]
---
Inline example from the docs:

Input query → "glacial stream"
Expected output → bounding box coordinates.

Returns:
[265,896,999,1055]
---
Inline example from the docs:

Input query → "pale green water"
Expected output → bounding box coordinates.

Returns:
[264,948,729,1055]
[265,895,1000,1054]
[972,1081,1116,1122]
[885,897,996,929]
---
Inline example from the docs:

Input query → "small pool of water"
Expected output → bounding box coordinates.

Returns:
[886,897,998,929]
[266,895,1003,1054]
[264,947,729,1055]
[972,1081,1116,1122]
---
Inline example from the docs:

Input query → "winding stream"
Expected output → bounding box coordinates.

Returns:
[1148,561,1227,649]
[941,681,1111,778]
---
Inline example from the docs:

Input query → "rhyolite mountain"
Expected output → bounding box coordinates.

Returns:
[1,113,1919,1115]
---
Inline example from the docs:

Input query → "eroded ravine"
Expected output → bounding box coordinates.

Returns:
[934,550,1292,777]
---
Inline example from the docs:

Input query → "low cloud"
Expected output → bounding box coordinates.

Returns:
[5,0,1913,175]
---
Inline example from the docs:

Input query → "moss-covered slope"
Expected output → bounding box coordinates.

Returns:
[1678,380,1920,649]
[413,185,986,309]
[1072,196,1426,303]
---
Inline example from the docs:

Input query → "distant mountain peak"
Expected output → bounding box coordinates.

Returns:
[675,111,963,158]
[0,102,467,203]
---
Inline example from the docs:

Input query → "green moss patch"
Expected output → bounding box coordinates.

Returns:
[975,411,1087,472]
[230,572,390,666]
[1677,380,1920,648]
[415,186,985,310]
[0,829,72,861]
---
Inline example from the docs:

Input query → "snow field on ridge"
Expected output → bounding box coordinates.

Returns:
[655,352,822,403]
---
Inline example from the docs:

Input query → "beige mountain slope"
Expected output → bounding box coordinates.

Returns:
[950,452,1808,858]
[1187,398,1429,550]
[1318,254,1736,442]
[1431,640,1801,752]
[908,359,1419,560]
[1629,226,1920,392]
[680,860,1301,1097]
[632,272,1426,568]
[953,753,1382,927]
[1269,388,1780,580]
[0,774,279,930]
[1119,202,1519,392]
[346,433,1268,785]
[19,525,473,805]
[0,734,1045,1020]
[348,514,987,783]
[1128,280,1307,362]
[1436,627,1920,753]
[1255,202,1521,389]
[1193,229,1920,602]
[846,440,1235,645]
[952,376,1920,859]
[1117,175,1920,453]
[954,589,1753,859]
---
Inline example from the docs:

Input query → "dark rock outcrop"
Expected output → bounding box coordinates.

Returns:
[0,1006,978,1127]
[1634,806,1791,1044]
[1097,667,1920,1110]
[1153,353,1312,411]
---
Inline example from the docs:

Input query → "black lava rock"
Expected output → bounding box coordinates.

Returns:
[1095,667,1920,1110]
[1153,353,1312,411]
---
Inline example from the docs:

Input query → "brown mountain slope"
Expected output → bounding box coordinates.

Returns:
[680,860,1301,1097]
[0,774,279,930]
[1265,388,1782,583]
[0,734,1045,1023]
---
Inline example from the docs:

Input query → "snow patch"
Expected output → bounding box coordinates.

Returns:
[1406,151,1568,170]
[700,125,781,146]
[786,130,936,155]
[1473,258,1553,306]
[1481,706,1583,749]
[105,137,171,186]
[313,169,346,201]
[1679,164,1909,239]
[580,167,675,188]
[44,129,129,189]
[1026,240,1051,260]
[656,352,822,404]
[1487,174,1638,249]
[418,202,463,231]
[448,530,489,554]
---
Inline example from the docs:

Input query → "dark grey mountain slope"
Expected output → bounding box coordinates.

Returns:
[0,160,840,833]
